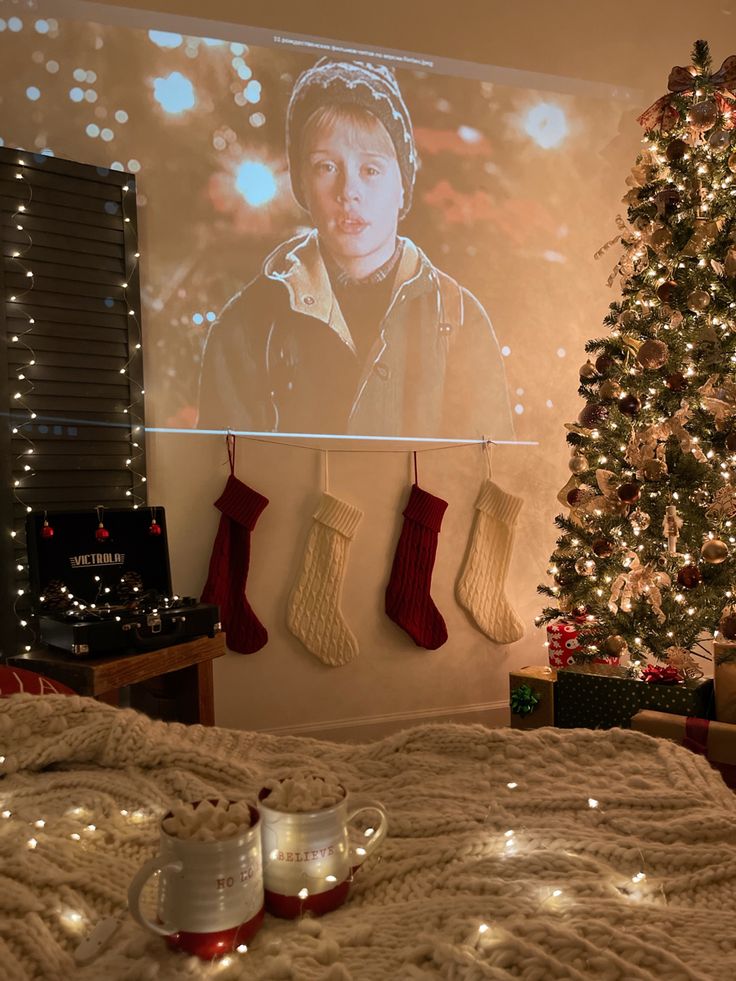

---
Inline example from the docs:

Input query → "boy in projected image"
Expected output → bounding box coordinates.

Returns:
[197,59,514,439]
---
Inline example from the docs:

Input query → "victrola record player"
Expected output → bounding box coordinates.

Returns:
[26,508,220,656]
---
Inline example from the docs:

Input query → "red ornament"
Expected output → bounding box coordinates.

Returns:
[617,482,641,504]
[618,393,641,417]
[41,520,54,539]
[149,521,162,536]
[95,522,110,542]
[677,563,702,589]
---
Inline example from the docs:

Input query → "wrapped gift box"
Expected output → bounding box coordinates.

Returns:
[555,667,714,730]
[631,709,736,764]
[546,619,620,669]
[509,665,557,730]
[631,709,736,788]
[714,640,736,724]
[546,621,580,669]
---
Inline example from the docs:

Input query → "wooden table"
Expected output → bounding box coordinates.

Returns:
[8,633,226,725]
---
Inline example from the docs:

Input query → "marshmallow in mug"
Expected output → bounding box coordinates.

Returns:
[162,799,253,842]
[261,775,344,813]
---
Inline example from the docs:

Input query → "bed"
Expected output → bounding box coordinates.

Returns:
[1,692,735,980]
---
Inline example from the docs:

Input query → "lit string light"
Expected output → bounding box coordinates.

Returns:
[6,157,147,653]
[8,157,40,653]
[118,180,146,510]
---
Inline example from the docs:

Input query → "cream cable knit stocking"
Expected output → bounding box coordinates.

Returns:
[456,479,525,643]
[287,493,363,666]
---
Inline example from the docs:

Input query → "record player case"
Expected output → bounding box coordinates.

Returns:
[26,508,220,656]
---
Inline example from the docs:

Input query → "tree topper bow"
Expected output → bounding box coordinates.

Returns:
[637,55,736,131]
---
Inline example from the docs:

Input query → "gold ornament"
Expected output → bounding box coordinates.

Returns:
[630,509,651,532]
[575,557,596,577]
[569,454,589,474]
[599,379,622,401]
[701,539,729,564]
[603,634,627,656]
[687,289,711,312]
[708,128,731,150]
[579,360,598,382]
[728,151,736,174]
[650,226,672,252]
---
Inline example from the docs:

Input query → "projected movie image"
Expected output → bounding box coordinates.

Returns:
[197,58,514,440]
[0,11,633,440]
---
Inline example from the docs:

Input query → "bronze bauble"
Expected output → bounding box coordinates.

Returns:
[637,338,669,370]
[720,613,736,640]
[690,99,718,131]
[595,353,616,375]
[592,537,615,558]
[617,482,641,504]
[569,454,589,475]
[665,138,687,162]
[728,151,736,174]
[701,539,729,564]
[665,372,687,392]
[677,564,702,589]
[578,403,608,429]
[726,432,736,452]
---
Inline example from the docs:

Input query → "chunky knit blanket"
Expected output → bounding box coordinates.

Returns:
[1,694,735,981]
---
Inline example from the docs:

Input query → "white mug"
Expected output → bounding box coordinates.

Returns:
[258,783,388,918]
[127,801,263,958]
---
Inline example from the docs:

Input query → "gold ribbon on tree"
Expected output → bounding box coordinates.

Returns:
[625,406,707,475]
[609,553,671,624]
[637,55,736,130]
[699,376,736,430]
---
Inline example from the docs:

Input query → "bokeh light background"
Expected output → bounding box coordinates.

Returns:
[0,5,638,439]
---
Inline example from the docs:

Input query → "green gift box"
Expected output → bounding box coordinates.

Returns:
[556,668,714,730]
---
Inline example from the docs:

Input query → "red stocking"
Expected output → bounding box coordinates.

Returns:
[201,439,268,654]
[385,483,448,650]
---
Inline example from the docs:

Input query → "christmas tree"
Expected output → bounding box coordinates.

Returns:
[538,41,736,675]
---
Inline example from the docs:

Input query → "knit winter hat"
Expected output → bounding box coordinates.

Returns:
[286,59,417,219]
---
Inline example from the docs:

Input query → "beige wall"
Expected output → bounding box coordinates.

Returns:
[12,0,736,737]
[140,0,732,738]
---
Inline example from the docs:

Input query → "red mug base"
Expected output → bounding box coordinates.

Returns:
[264,879,350,919]
[165,906,264,958]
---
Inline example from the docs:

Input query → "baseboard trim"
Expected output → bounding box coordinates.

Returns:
[261,700,510,743]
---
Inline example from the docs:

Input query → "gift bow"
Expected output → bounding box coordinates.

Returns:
[641,664,682,685]
[510,683,540,718]
[637,54,736,130]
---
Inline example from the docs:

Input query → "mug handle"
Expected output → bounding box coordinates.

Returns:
[345,797,388,867]
[127,855,183,936]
